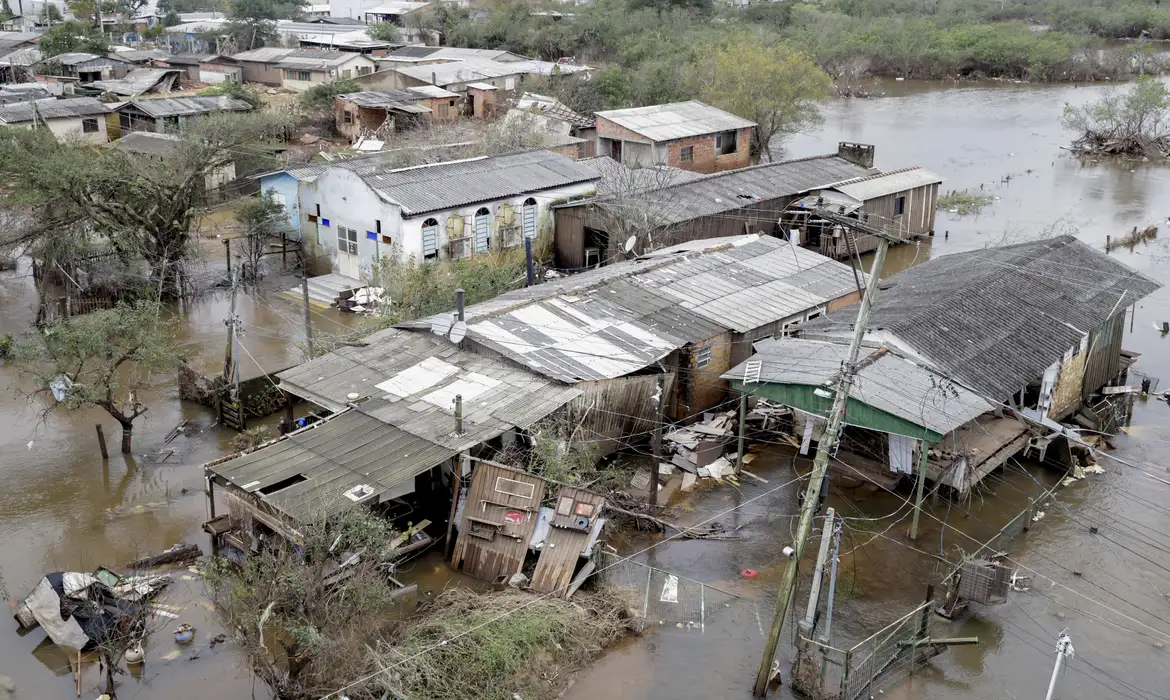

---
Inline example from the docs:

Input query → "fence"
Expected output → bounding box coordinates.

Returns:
[39,292,118,323]
[596,551,741,631]
[791,601,933,700]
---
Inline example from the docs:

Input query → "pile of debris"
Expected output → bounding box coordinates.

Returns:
[663,410,737,476]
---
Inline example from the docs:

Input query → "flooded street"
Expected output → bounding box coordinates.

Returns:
[4,78,1170,699]
[568,79,1170,700]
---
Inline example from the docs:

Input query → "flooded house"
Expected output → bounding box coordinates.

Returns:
[724,235,1160,494]
[202,328,582,561]
[401,234,864,440]
[333,86,460,143]
[551,143,937,268]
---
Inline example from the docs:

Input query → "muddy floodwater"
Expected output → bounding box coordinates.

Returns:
[4,78,1170,699]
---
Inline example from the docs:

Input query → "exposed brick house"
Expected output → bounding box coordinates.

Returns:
[594,100,755,174]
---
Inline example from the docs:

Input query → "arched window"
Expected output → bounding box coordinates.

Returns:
[421,217,439,260]
[473,207,491,253]
[522,197,538,240]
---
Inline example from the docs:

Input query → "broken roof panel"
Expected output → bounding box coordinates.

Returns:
[338,89,435,110]
[803,235,1162,400]
[117,95,252,117]
[276,328,582,452]
[207,409,457,522]
[595,100,756,142]
[275,49,363,71]
[111,131,181,156]
[404,235,862,383]
[90,68,180,96]
[392,58,525,85]
[723,338,995,437]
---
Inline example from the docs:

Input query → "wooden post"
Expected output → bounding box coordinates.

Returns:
[281,230,287,268]
[649,373,665,510]
[223,238,231,274]
[222,269,237,383]
[95,424,108,460]
[301,273,314,359]
[75,648,81,697]
[910,440,930,540]
[444,454,466,561]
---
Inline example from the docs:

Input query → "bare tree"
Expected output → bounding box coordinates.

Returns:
[589,161,684,261]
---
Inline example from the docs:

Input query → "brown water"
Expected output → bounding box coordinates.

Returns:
[5,79,1170,700]
[565,79,1170,700]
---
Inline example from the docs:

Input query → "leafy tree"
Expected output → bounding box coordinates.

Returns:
[12,302,183,454]
[298,77,359,109]
[696,37,831,158]
[40,3,65,24]
[38,21,110,57]
[628,0,710,13]
[0,112,295,299]
[162,8,180,25]
[236,191,289,281]
[224,0,306,47]
[1062,75,1170,156]
[365,21,398,42]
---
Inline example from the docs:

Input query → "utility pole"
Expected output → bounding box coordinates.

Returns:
[301,272,314,359]
[222,269,238,382]
[1045,631,1074,700]
[798,507,835,638]
[752,222,893,697]
[910,440,931,540]
[820,516,842,645]
[735,392,747,475]
[649,372,665,509]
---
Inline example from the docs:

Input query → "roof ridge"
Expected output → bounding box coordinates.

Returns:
[825,165,922,188]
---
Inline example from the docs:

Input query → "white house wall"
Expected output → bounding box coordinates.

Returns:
[21,116,110,144]
[301,168,597,278]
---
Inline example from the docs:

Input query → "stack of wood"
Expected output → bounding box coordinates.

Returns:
[663,411,737,474]
[1069,130,1170,158]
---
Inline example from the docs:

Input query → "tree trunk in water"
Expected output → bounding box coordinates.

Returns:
[104,651,117,698]
[120,422,133,454]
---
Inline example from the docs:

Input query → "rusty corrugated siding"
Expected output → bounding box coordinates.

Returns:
[1082,312,1126,400]
[531,486,605,596]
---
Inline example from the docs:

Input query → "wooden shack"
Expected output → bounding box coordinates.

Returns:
[530,486,606,596]
[452,462,546,582]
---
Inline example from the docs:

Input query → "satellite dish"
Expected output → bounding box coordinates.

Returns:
[449,320,468,344]
[624,236,636,253]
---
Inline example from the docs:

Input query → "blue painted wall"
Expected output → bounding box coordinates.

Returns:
[257,172,302,241]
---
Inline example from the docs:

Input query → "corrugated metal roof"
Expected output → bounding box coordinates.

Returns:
[276,49,365,70]
[392,58,525,85]
[803,236,1162,400]
[90,68,180,96]
[230,47,296,63]
[112,131,181,156]
[358,149,601,216]
[0,96,111,123]
[595,100,756,142]
[118,95,252,117]
[829,167,943,201]
[0,47,42,66]
[49,52,108,66]
[723,338,994,436]
[207,410,456,523]
[517,92,593,128]
[339,89,433,108]
[406,84,458,98]
[162,53,219,65]
[276,328,581,452]
[404,235,861,383]
[114,49,171,63]
[565,154,877,228]
[363,1,430,14]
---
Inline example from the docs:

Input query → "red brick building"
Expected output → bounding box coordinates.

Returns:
[594,100,755,174]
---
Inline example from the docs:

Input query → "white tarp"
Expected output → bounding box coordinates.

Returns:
[888,434,915,474]
[24,578,90,651]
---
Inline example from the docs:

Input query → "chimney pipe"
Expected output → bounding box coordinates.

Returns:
[454,394,464,435]
[455,287,465,322]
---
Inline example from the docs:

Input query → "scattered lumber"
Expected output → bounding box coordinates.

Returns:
[123,543,202,570]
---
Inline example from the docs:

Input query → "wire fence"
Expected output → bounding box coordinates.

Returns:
[791,601,933,700]
[596,551,742,631]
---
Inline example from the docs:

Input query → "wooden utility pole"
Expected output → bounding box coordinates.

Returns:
[649,373,665,509]
[752,230,892,697]
[735,392,747,475]
[223,238,231,275]
[301,273,314,359]
[222,269,238,382]
[798,507,835,638]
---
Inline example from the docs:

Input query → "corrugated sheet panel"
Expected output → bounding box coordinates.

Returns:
[0,96,111,123]
[123,95,252,117]
[803,236,1162,400]
[831,167,943,200]
[208,410,456,523]
[596,100,756,141]
[360,150,601,216]
[724,338,994,435]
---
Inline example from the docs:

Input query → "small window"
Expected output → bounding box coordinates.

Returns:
[495,476,535,500]
[341,68,352,79]
[81,118,99,133]
[695,346,712,369]
[806,311,822,321]
[422,216,440,259]
[679,145,693,163]
[894,195,906,216]
[342,110,354,125]
[715,130,738,155]
[337,225,358,254]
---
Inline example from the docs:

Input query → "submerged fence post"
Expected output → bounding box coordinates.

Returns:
[95,424,108,460]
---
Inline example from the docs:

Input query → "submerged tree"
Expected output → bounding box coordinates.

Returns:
[696,37,831,159]
[236,191,290,281]
[12,302,183,453]
[0,111,294,299]
[203,506,405,699]
[1062,75,1170,158]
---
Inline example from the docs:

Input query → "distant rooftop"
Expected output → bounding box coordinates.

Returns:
[116,95,252,118]
[595,100,756,142]
[0,96,110,123]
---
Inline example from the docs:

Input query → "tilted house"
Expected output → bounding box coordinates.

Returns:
[726,235,1161,494]
[88,67,182,97]
[297,150,601,278]
[401,234,865,442]
[35,52,130,82]
[0,96,111,143]
[594,100,756,174]
[333,86,459,142]
[355,58,528,94]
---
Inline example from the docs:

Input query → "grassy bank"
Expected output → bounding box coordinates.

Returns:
[937,189,995,216]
